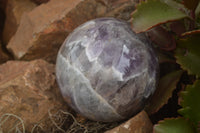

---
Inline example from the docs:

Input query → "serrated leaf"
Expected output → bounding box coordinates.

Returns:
[154,118,196,133]
[175,32,200,77]
[160,0,186,10]
[181,29,200,36]
[183,0,200,10]
[173,0,183,3]
[131,0,188,33]
[145,70,183,114]
[178,80,200,126]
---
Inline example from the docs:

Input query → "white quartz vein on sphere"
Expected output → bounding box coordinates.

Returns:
[58,54,124,121]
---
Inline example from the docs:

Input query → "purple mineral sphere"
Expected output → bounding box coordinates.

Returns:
[56,18,159,122]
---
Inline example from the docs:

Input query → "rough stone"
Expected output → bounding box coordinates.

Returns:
[2,0,36,44]
[31,0,50,5]
[100,0,136,21]
[0,8,5,37]
[0,41,9,64]
[101,0,134,10]
[105,111,153,133]
[0,59,67,132]
[7,0,107,63]
[106,3,135,21]
[0,0,7,11]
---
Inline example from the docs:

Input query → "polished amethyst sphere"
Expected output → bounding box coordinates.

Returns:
[56,18,158,122]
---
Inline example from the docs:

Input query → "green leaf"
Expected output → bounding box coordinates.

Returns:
[181,29,200,36]
[173,0,183,3]
[145,70,183,114]
[131,0,188,33]
[175,32,200,77]
[178,80,200,126]
[183,0,200,10]
[154,118,196,133]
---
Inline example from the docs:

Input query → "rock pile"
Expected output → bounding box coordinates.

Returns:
[0,0,153,132]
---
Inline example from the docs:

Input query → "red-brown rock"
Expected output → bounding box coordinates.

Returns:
[0,0,8,11]
[0,59,67,132]
[31,0,50,5]
[105,111,153,133]
[0,41,9,64]
[7,0,107,63]
[105,0,135,21]
[0,8,5,37]
[3,0,36,44]
[100,0,133,10]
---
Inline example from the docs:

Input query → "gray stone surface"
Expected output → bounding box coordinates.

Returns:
[56,18,159,122]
